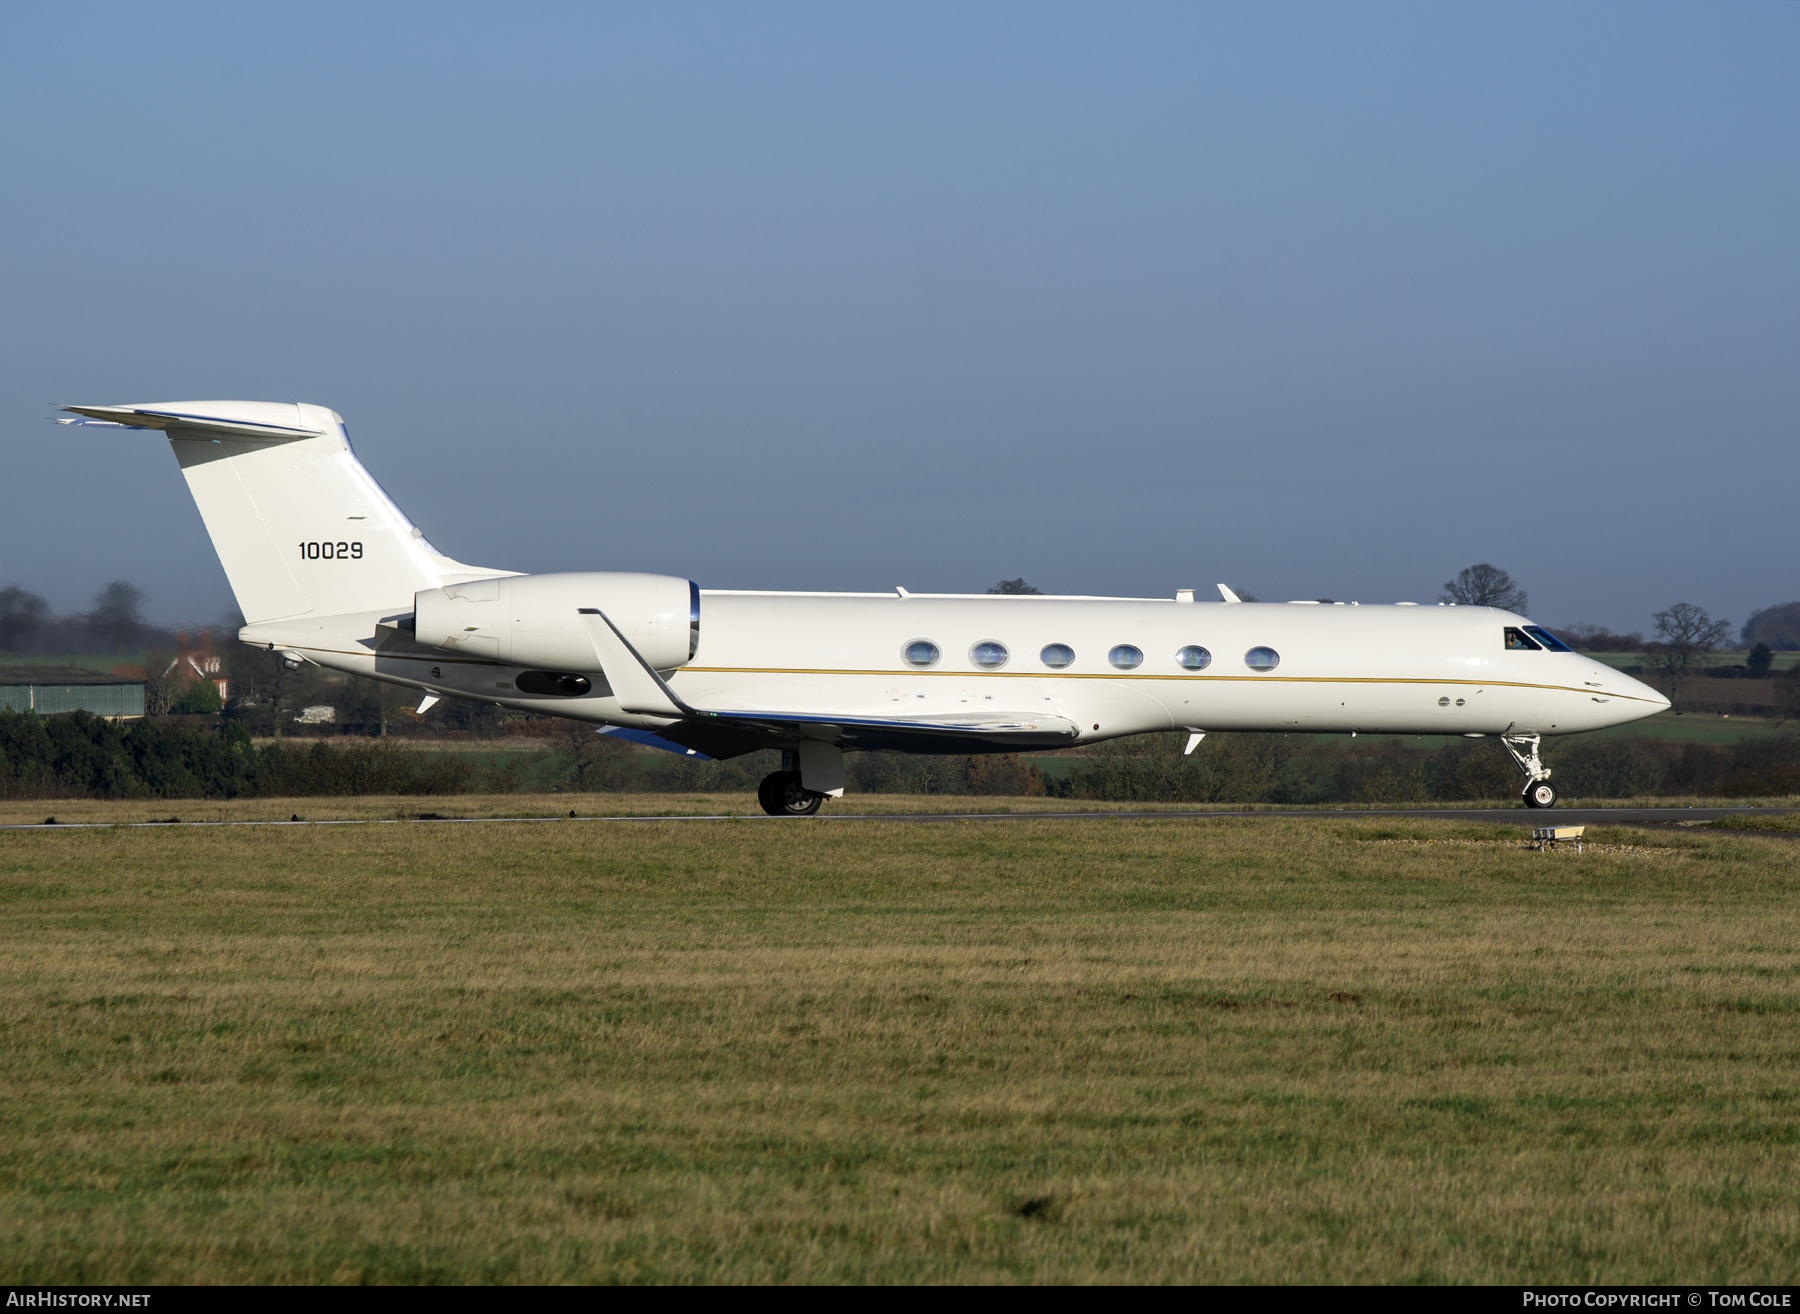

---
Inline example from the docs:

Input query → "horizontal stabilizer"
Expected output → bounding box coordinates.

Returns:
[58,404,327,442]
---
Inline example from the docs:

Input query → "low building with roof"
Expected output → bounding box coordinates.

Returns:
[0,665,146,718]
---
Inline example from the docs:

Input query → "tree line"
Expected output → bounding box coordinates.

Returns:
[0,582,175,657]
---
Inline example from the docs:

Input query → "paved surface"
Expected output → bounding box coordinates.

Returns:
[4,806,1798,832]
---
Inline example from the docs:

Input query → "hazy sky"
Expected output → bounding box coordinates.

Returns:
[3,2,1794,636]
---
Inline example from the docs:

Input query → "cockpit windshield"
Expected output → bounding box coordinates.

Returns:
[1504,626,1542,651]
[1522,626,1573,652]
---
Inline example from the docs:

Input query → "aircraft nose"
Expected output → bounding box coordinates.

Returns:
[1615,666,1669,714]
[1581,658,1667,722]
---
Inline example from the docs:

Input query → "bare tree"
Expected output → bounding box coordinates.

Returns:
[986,578,1042,595]
[1647,602,1731,713]
[1440,564,1528,615]
[0,585,48,653]
[1554,622,1643,652]
[551,720,636,792]
[141,652,178,716]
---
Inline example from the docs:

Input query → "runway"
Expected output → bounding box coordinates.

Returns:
[4,805,1798,833]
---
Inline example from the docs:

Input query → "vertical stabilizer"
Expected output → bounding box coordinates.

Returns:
[59,401,510,623]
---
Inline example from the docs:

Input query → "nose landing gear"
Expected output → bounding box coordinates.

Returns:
[758,770,824,817]
[1502,733,1558,809]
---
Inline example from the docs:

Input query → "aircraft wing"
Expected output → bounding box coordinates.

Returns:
[577,609,1080,757]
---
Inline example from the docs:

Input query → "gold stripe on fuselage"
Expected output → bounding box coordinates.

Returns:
[680,666,1662,704]
[279,649,1660,707]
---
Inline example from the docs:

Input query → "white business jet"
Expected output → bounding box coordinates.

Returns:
[60,400,1669,814]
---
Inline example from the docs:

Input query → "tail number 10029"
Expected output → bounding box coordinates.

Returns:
[300,541,363,560]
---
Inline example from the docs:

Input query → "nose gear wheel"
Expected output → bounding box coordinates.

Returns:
[1523,780,1558,809]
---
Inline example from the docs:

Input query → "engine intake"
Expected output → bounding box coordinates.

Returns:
[415,572,698,673]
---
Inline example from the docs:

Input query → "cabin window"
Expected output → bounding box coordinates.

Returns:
[1245,646,1280,671]
[514,672,592,697]
[970,641,1010,669]
[1175,645,1211,671]
[1108,645,1143,670]
[1504,627,1542,651]
[1523,626,1573,652]
[902,640,941,668]
[1040,643,1075,669]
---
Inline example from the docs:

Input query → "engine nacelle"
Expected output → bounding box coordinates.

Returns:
[414,572,698,673]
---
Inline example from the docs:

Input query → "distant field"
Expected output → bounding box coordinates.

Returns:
[3,813,1799,1282]
[1586,650,1800,672]
[1563,713,1789,745]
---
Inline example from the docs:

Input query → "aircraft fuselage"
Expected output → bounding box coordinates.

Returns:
[250,591,1668,746]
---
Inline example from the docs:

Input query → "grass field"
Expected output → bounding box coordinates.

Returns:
[4,809,1800,1284]
[1694,815,1800,834]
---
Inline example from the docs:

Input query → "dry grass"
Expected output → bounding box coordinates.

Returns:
[1687,815,1800,834]
[3,814,1799,1283]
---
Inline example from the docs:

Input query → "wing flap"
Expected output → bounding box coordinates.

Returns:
[697,708,1081,740]
[637,708,1080,758]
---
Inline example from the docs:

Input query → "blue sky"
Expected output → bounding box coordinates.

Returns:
[2,2,1795,636]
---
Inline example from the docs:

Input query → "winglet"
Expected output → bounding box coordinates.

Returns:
[1217,584,1242,603]
[577,608,693,719]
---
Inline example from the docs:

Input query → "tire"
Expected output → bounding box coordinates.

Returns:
[756,771,784,816]
[758,770,822,817]
[1523,781,1557,809]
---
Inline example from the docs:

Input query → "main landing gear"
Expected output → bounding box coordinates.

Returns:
[758,770,824,817]
[1502,733,1558,809]
[757,745,843,817]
